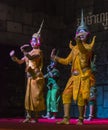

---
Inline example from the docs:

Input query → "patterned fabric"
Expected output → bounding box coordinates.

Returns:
[25,48,45,112]
[55,36,96,106]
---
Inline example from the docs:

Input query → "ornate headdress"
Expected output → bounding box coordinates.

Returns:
[31,20,44,47]
[32,19,44,38]
[76,9,89,38]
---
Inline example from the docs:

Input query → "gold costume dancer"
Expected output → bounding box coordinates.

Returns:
[10,21,45,123]
[51,10,96,125]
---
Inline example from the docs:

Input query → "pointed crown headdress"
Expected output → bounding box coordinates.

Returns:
[76,9,89,34]
[32,19,44,38]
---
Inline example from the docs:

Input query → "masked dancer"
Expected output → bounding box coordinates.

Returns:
[51,10,96,125]
[10,20,45,123]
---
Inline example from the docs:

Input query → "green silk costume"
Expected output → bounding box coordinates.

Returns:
[44,68,60,113]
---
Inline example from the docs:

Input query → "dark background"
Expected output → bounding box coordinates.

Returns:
[0,0,108,118]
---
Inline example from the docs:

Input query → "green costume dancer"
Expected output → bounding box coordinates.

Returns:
[42,61,60,119]
[84,55,97,121]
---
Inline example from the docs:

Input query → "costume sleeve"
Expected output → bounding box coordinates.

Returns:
[55,51,73,65]
[89,36,96,49]
[12,56,25,64]
[77,36,96,53]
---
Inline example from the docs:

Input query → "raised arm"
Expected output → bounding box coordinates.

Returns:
[51,48,73,65]
[9,50,25,64]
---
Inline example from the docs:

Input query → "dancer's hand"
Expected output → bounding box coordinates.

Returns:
[9,50,18,62]
[51,48,56,60]
[9,50,15,57]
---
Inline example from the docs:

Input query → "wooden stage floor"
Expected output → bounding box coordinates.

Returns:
[0,118,108,130]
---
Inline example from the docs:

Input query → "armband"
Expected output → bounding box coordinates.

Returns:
[11,56,18,62]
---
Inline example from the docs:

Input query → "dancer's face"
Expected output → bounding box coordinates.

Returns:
[30,37,40,48]
[76,29,89,41]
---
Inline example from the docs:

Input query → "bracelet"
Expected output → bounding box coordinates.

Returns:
[11,56,18,62]
[54,56,57,61]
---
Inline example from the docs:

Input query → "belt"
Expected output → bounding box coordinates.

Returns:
[72,67,90,76]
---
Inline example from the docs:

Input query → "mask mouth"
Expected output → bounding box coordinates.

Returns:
[75,31,90,39]
[32,43,40,47]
